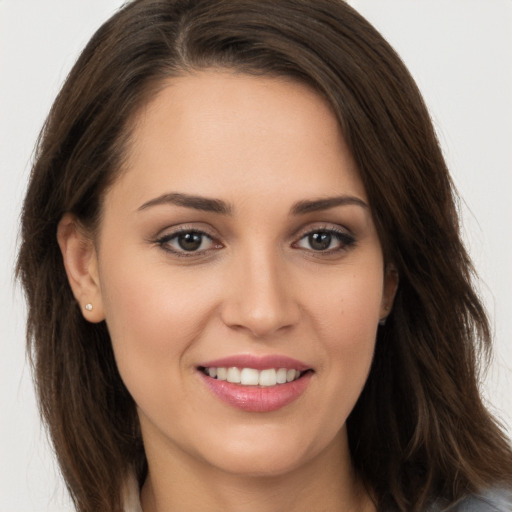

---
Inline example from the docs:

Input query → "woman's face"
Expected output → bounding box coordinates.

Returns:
[87,71,396,476]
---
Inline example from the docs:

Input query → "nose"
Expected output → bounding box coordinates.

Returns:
[220,246,300,338]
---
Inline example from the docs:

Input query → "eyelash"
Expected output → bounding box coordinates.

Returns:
[153,226,356,258]
[293,226,356,255]
[154,228,221,258]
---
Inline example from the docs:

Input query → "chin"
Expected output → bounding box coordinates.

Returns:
[195,425,344,479]
[209,450,310,479]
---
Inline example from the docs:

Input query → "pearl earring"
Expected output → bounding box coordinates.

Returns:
[84,303,93,312]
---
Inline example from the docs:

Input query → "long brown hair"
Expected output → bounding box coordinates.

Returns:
[17,1,512,510]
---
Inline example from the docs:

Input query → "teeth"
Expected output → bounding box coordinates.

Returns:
[286,369,296,383]
[259,369,276,386]
[203,366,304,386]
[240,368,259,385]
[226,367,241,383]
[276,368,287,384]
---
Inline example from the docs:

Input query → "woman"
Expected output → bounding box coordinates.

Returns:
[16,0,512,511]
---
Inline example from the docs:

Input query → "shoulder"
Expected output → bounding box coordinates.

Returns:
[438,488,512,512]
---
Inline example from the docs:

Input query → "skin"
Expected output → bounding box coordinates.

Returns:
[58,71,397,512]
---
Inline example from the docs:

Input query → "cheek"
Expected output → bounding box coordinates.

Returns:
[310,260,383,403]
[99,258,219,385]
[99,269,221,429]
[312,259,384,342]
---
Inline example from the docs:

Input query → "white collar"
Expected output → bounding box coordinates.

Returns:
[122,472,143,512]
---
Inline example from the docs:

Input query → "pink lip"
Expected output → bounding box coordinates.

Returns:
[198,371,312,412]
[198,354,311,371]
[197,354,313,413]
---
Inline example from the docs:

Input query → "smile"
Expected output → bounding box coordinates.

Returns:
[200,367,304,387]
[197,356,313,412]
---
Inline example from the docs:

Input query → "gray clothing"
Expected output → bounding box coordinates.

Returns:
[433,488,512,511]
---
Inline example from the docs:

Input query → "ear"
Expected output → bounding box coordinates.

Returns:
[57,213,105,323]
[379,264,399,323]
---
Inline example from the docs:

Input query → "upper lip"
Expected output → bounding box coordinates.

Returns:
[198,354,311,372]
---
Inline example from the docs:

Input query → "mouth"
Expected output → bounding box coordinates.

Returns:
[198,366,309,387]
[197,356,314,412]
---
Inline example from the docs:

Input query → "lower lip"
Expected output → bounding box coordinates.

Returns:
[199,371,312,412]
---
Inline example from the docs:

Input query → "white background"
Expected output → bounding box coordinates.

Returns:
[1,1,511,510]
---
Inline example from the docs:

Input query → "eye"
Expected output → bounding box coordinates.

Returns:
[295,228,356,253]
[155,229,220,255]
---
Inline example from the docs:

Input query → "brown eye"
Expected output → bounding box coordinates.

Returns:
[156,230,218,255]
[176,232,204,251]
[295,228,356,253]
[308,232,332,251]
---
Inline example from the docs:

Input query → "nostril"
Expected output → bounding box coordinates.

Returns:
[220,303,300,338]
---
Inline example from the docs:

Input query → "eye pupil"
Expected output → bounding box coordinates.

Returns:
[178,232,202,251]
[309,232,332,251]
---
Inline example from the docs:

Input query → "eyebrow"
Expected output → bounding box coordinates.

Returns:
[291,195,368,215]
[137,192,368,215]
[138,192,232,214]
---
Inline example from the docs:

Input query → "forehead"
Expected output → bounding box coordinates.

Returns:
[111,70,366,210]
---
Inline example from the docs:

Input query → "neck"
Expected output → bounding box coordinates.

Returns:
[139,429,375,512]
